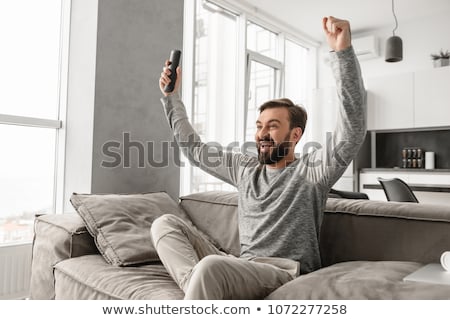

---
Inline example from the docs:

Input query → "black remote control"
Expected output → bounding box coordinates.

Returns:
[164,49,182,93]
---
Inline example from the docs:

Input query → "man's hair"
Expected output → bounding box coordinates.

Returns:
[258,98,307,133]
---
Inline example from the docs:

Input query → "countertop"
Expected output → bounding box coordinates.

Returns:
[360,168,450,173]
[362,183,450,193]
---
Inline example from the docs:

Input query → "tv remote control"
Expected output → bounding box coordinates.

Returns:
[164,50,181,93]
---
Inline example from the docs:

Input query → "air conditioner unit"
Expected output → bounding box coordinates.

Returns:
[353,35,379,60]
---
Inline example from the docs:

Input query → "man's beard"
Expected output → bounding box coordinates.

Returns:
[257,133,292,165]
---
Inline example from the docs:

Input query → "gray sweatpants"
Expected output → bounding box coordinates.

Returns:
[150,214,298,299]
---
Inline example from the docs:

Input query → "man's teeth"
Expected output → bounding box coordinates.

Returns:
[260,141,273,151]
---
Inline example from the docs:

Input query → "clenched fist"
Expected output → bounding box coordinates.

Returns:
[323,16,351,52]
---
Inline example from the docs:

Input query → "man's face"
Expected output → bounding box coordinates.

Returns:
[255,107,298,165]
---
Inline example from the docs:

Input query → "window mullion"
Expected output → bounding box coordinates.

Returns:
[235,12,247,143]
[180,0,197,197]
[0,114,61,129]
[54,0,72,214]
[278,32,285,98]
[243,52,251,142]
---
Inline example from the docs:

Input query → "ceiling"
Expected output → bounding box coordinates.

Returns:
[241,0,450,42]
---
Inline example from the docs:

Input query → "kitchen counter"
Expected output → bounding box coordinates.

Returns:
[359,169,450,203]
[363,183,450,193]
[360,168,450,173]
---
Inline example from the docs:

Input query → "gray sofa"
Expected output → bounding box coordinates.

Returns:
[30,191,450,299]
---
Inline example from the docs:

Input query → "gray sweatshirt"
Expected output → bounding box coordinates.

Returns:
[161,46,366,274]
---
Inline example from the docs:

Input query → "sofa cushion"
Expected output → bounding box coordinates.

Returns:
[179,191,240,256]
[54,255,183,299]
[70,192,189,266]
[30,213,98,299]
[267,261,450,299]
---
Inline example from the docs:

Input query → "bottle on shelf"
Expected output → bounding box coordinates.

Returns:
[401,147,424,169]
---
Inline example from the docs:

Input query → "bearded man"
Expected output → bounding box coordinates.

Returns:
[151,16,366,299]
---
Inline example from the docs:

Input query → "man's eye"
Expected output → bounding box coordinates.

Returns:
[256,126,262,130]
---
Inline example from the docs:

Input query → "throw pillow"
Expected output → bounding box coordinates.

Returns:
[70,191,189,266]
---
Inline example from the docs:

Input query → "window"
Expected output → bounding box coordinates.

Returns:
[246,60,279,142]
[284,39,310,109]
[189,0,238,193]
[246,22,278,59]
[0,1,68,245]
[284,39,312,154]
[183,0,315,195]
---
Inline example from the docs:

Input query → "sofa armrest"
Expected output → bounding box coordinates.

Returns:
[30,213,98,299]
[320,199,450,267]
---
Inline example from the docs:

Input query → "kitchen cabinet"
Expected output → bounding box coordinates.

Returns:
[365,67,450,130]
[414,67,450,128]
[365,72,414,130]
[360,170,450,205]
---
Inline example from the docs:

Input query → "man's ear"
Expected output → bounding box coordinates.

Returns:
[292,127,302,143]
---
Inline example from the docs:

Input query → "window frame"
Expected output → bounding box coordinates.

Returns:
[244,50,283,142]
[0,0,71,244]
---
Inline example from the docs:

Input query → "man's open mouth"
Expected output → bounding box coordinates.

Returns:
[258,141,274,153]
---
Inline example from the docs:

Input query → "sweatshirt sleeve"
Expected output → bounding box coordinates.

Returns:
[305,46,367,189]
[160,94,256,187]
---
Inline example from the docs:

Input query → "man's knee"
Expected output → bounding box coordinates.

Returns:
[150,214,184,244]
[192,255,229,282]
[184,255,231,299]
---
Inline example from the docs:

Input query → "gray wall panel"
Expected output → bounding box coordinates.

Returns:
[91,0,183,200]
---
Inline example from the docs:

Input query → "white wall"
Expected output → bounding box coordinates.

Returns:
[318,11,450,87]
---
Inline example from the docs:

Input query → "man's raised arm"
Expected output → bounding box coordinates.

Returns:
[158,61,253,187]
[307,17,367,188]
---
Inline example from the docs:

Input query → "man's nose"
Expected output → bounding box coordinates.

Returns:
[257,126,269,139]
